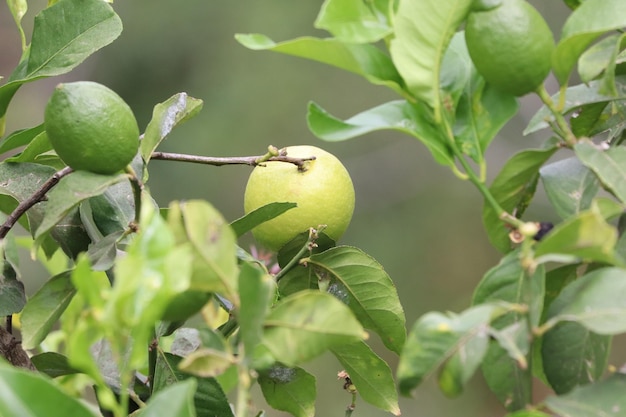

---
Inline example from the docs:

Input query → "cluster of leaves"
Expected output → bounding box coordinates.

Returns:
[0,0,406,417]
[235,0,626,416]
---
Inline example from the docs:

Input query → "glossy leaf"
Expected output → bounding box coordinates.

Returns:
[262,290,366,366]
[167,200,238,301]
[235,34,408,98]
[472,251,545,410]
[34,171,128,240]
[546,267,626,334]
[0,257,25,316]
[5,131,59,167]
[20,271,75,349]
[153,352,234,417]
[545,373,626,417]
[314,0,392,43]
[553,0,626,84]
[482,144,558,253]
[397,303,509,396]
[141,93,203,165]
[0,0,122,134]
[88,177,137,237]
[139,379,197,417]
[540,157,600,219]
[389,0,473,116]
[0,362,99,417]
[258,365,316,417]
[575,141,626,204]
[332,341,401,415]
[305,246,406,354]
[230,202,296,238]
[570,102,609,138]
[307,100,454,167]
[0,124,45,155]
[534,207,620,265]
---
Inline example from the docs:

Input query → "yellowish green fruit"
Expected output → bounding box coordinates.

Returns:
[44,81,140,175]
[244,145,355,252]
[465,0,555,96]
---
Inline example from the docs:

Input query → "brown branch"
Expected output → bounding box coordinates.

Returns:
[0,166,73,240]
[0,325,35,371]
[150,151,316,170]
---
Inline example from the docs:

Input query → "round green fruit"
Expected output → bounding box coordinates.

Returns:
[44,81,140,175]
[465,0,555,96]
[244,145,355,252]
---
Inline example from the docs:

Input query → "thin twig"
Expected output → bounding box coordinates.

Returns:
[0,166,73,239]
[150,151,316,170]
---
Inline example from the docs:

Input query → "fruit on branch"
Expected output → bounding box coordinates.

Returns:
[244,145,355,252]
[44,81,140,175]
[464,0,555,96]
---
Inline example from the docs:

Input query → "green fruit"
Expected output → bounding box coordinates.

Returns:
[44,81,140,175]
[465,0,555,96]
[244,145,355,252]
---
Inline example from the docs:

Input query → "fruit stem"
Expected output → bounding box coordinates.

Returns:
[0,166,73,240]
[535,84,577,146]
[125,165,144,229]
[150,150,316,170]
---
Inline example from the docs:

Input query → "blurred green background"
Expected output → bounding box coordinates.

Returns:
[1,1,574,416]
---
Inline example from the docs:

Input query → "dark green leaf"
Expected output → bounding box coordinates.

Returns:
[332,341,401,415]
[230,202,296,238]
[0,0,122,133]
[259,365,316,417]
[575,141,626,204]
[570,102,609,137]
[314,0,392,43]
[262,290,366,366]
[235,34,408,98]
[31,352,79,378]
[540,157,600,219]
[0,257,25,316]
[141,93,203,165]
[482,144,558,252]
[88,177,137,237]
[388,0,473,115]
[545,373,626,417]
[0,362,99,417]
[305,246,406,354]
[140,379,197,417]
[21,271,74,349]
[307,100,454,167]
[153,352,234,417]
[553,0,626,84]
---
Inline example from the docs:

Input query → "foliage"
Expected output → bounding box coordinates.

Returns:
[0,0,626,416]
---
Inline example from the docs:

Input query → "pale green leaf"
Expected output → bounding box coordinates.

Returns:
[259,365,316,417]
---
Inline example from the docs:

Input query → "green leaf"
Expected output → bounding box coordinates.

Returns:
[0,124,45,155]
[570,102,609,138]
[262,290,366,366]
[0,362,99,417]
[167,200,238,300]
[88,177,137,237]
[34,171,128,240]
[30,352,79,378]
[230,202,296,238]
[546,267,626,334]
[541,321,610,394]
[139,379,197,417]
[153,352,234,417]
[472,251,545,411]
[448,33,519,164]
[578,34,626,85]
[575,141,626,204]
[315,0,392,43]
[0,257,25,316]
[505,412,553,417]
[545,373,626,417]
[534,207,620,265]
[178,348,237,378]
[540,157,600,219]
[141,93,203,166]
[20,271,75,349]
[388,0,473,117]
[307,100,454,167]
[235,34,408,98]
[258,365,316,417]
[5,131,58,167]
[0,0,123,134]
[304,246,406,354]
[553,0,626,84]
[332,341,400,415]
[397,303,510,396]
[482,144,558,253]
[7,0,27,50]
